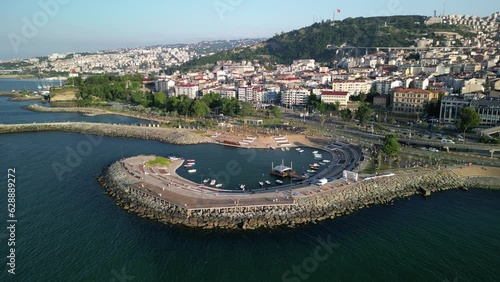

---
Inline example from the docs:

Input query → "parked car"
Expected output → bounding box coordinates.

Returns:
[441,139,455,144]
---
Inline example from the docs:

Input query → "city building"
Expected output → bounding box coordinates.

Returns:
[174,83,199,99]
[281,88,310,107]
[392,87,443,115]
[320,90,349,108]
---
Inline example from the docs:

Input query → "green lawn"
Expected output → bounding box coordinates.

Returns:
[146,156,171,167]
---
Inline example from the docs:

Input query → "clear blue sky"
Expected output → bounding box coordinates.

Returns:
[0,0,497,60]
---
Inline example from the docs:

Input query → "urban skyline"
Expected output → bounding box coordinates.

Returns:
[0,0,497,60]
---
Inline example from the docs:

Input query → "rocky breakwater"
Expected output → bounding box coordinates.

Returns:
[0,122,211,145]
[27,104,106,114]
[99,162,190,225]
[99,160,471,230]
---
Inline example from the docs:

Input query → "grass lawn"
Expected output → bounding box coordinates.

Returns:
[146,156,171,167]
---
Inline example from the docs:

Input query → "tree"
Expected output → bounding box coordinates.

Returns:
[382,134,400,157]
[271,106,282,118]
[457,107,480,131]
[191,100,210,117]
[355,103,373,125]
[239,102,255,117]
[340,109,352,121]
[154,92,166,108]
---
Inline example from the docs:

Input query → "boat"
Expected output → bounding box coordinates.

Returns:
[187,162,195,166]
[187,159,195,162]
[309,163,320,169]
[240,184,246,190]
[270,147,276,150]
[203,178,210,183]
[210,179,216,186]
[259,181,264,186]
[312,151,318,154]
[281,148,285,151]
[276,180,283,184]
[215,183,223,188]
[265,180,271,185]
[285,147,290,151]
[307,169,317,173]
[184,164,193,168]
[319,162,326,166]
[323,160,331,163]
[295,148,301,151]
[188,169,197,173]
[299,150,304,153]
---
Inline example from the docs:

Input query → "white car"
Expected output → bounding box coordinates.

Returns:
[429,148,439,152]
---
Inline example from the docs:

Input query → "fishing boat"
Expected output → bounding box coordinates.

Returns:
[319,162,326,166]
[323,160,331,163]
[184,164,193,168]
[281,148,285,151]
[307,169,317,173]
[276,180,283,184]
[240,184,246,190]
[203,179,210,184]
[187,159,195,163]
[259,181,264,186]
[210,179,216,186]
[312,151,318,154]
[187,162,195,166]
[265,180,271,185]
[188,169,197,173]
[295,148,301,151]
[285,147,290,151]
[299,150,304,153]
[309,163,320,169]
[215,183,223,188]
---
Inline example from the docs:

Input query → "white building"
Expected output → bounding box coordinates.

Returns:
[331,80,372,96]
[281,88,310,106]
[320,91,350,108]
[174,83,199,99]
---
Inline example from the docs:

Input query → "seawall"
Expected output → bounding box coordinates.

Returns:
[0,122,211,145]
[99,160,494,230]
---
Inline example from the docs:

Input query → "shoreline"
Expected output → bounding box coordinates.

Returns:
[99,155,500,230]
[0,122,212,145]
[25,104,166,123]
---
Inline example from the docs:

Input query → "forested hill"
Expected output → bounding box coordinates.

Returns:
[179,15,472,70]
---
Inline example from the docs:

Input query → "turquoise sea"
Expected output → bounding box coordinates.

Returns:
[0,79,499,281]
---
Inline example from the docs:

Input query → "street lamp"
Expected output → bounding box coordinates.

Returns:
[409,123,413,140]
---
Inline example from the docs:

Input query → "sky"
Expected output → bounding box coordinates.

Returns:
[0,0,497,60]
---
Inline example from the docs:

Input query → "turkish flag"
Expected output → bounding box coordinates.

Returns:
[337,9,341,13]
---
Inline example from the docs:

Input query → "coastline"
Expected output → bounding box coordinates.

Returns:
[98,150,500,230]
[26,104,165,123]
[0,122,212,145]
[99,157,500,230]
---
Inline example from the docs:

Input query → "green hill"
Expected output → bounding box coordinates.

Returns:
[178,15,474,71]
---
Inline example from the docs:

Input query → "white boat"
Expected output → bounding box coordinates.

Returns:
[280,147,285,151]
[210,179,216,186]
[265,180,271,185]
[203,178,210,183]
[295,148,301,151]
[215,183,223,188]
[188,169,197,173]
[276,180,283,184]
[259,181,264,186]
[240,184,246,190]
[312,151,318,154]
[285,147,290,151]
[299,150,304,153]
[323,160,331,163]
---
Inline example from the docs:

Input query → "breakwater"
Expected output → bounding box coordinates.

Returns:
[0,122,211,145]
[99,159,499,230]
